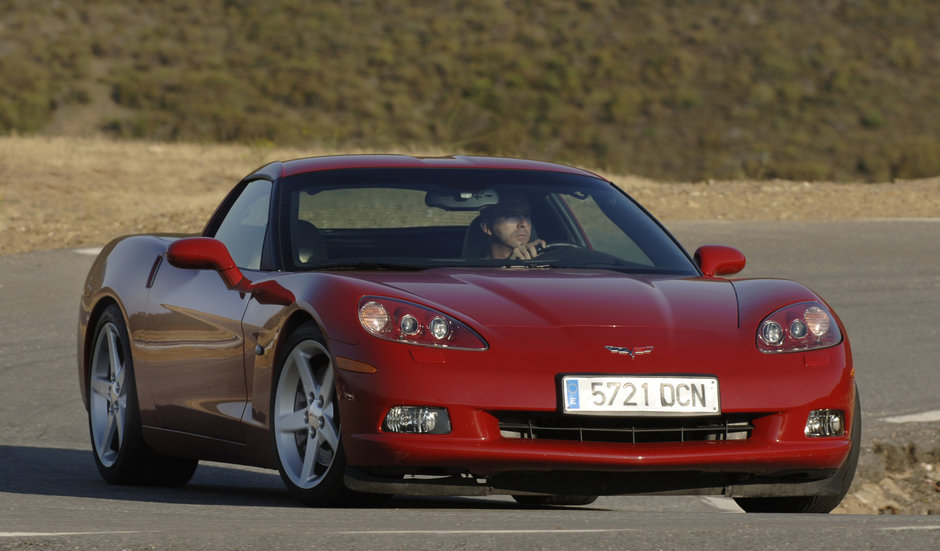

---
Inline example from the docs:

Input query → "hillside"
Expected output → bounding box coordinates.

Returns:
[1,0,939,182]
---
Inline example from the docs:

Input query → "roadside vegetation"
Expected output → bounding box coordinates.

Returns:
[1,0,939,182]
[1,135,937,256]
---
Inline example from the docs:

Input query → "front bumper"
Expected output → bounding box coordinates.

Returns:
[329,336,856,492]
[344,406,852,474]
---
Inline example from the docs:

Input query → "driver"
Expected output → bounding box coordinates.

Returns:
[478,193,547,260]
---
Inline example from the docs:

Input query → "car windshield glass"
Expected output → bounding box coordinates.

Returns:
[280,168,696,275]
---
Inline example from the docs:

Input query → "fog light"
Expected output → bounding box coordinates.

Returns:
[805,409,845,437]
[383,406,451,434]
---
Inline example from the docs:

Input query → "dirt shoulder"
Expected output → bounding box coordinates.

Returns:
[1,136,938,256]
[1,136,937,514]
[838,424,939,515]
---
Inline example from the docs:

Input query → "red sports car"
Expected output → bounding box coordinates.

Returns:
[77,155,858,512]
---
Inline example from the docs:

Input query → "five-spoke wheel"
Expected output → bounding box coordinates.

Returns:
[272,323,363,505]
[273,337,340,490]
[89,315,129,470]
[86,304,197,486]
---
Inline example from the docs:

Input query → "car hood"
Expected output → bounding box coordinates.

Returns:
[342,268,739,333]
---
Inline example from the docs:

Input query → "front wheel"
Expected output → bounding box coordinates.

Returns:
[271,323,361,506]
[734,389,861,513]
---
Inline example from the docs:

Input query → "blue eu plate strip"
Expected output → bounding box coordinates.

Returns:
[566,379,580,410]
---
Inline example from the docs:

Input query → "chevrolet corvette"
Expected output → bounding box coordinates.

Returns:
[77,155,858,512]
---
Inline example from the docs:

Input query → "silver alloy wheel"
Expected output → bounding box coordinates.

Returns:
[273,339,339,490]
[89,322,127,468]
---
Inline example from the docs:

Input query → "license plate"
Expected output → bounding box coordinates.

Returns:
[562,376,720,415]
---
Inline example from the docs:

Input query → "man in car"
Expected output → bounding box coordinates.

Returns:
[478,194,547,260]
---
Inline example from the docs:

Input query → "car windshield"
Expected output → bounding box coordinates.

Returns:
[280,168,697,275]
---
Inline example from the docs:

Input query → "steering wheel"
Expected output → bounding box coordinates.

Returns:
[536,242,582,254]
[533,242,626,267]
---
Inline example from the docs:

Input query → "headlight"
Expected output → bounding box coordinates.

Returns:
[357,296,488,350]
[756,301,842,353]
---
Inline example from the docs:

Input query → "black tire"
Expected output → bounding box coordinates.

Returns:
[271,322,377,506]
[734,389,861,513]
[512,495,598,506]
[144,455,200,487]
[87,304,198,487]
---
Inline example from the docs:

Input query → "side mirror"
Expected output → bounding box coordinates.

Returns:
[166,237,245,289]
[165,237,295,305]
[694,245,746,277]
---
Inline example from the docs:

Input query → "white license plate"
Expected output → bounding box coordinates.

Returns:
[562,376,720,415]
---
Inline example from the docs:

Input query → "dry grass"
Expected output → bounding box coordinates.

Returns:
[0,136,938,256]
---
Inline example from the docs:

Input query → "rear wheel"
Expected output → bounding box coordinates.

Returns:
[87,304,197,486]
[734,389,861,513]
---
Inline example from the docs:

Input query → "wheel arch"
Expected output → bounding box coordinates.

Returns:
[271,310,325,365]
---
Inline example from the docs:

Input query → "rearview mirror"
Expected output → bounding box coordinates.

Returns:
[425,189,499,211]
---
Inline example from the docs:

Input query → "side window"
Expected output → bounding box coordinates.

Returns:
[213,179,272,270]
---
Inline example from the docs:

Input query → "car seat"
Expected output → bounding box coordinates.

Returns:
[293,220,328,265]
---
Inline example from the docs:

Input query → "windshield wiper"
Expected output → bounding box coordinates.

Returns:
[498,261,557,269]
[311,262,426,271]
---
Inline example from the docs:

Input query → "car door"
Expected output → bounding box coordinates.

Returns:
[141,179,273,443]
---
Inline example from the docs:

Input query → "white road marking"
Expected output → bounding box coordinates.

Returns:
[881,410,940,424]
[864,218,940,222]
[74,247,103,256]
[701,496,744,513]
[337,529,638,535]
[879,526,940,531]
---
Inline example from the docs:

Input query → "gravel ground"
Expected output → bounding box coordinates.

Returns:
[1,136,937,514]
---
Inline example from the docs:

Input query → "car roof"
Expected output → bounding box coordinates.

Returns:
[272,155,605,180]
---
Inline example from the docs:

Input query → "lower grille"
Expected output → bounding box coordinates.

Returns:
[494,412,754,443]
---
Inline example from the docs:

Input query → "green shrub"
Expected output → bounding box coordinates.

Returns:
[2,0,939,181]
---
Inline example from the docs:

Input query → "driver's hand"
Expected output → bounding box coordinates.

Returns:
[509,239,547,260]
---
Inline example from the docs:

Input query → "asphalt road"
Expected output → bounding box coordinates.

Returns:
[1,220,938,550]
